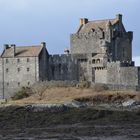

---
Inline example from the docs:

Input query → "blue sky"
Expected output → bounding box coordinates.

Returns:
[0,0,140,65]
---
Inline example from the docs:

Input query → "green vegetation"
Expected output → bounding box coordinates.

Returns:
[12,87,32,100]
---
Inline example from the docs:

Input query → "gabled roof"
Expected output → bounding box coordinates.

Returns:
[1,45,44,58]
[78,19,119,33]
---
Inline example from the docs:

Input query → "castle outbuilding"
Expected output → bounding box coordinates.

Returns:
[0,14,140,99]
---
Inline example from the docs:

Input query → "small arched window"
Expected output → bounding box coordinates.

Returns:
[96,59,100,63]
[92,59,96,64]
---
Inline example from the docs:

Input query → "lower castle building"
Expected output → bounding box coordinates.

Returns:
[0,14,140,99]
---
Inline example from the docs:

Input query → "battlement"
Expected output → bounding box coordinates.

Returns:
[107,61,135,67]
[49,54,72,63]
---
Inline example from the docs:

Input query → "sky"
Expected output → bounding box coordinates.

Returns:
[0,0,140,65]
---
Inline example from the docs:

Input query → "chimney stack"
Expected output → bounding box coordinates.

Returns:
[4,44,9,50]
[80,18,88,26]
[41,42,46,47]
[116,14,122,22]
[11,44,16,57]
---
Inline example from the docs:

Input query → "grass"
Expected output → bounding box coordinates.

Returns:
[7,86,140,105]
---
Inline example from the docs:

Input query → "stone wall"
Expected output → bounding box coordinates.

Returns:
[0,57,39,99]
[0,58,3,99]
[70,33,103,54]
[48,54,78,81]
[107,62,121,85]
[95,69,107,84]
[113,37,132,62]
[120,67,139,86]
[107,62,139,86]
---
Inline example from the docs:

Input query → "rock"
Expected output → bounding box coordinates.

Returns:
[25,104,69,112]
[122,99,140,107]
[0,99,7,105]
[72,100,87,108]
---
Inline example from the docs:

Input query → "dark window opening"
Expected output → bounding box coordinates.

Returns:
[17,59,20,63]
[27,68,30,72]
[28,82,30,86]
[92,59,96,64]
[96,59,100,63]
[78,59,87,63]
[6,59,9,63]
[27,58,30,62]
[17,68,20,72]
[6,68,9,73]
[18,82,20,87]
[102,32,105,39]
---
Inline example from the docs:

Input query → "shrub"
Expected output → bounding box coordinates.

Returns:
[92,84,108,92]
[76,81,91,88]
[12,87,32,100]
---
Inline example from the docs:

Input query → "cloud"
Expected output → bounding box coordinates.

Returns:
[133,56,140,66]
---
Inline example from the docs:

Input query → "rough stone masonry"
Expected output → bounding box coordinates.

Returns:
[0,14,140,99]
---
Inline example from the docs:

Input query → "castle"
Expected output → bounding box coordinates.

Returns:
[0,14,140,99]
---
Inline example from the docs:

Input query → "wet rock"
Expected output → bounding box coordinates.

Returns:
[122,99,140,108]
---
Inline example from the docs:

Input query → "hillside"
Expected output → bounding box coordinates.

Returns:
[7,84,140,107]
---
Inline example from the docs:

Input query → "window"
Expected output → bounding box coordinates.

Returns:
[96,59,100,63]
[18,82,20,87]
[102,32,105,39]
[28,82,30,86]
[17,68,20,72]
[27,68,30,72]
[92,59,96,64]
[6,59,9,63]
[78,59,87,63]
[17,58,20,63]
[6,68,9,73]
[27,58,30,62]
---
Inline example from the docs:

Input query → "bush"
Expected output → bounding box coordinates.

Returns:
[12,87,32,100]
[76,81,91,88]
[92,84,109,92]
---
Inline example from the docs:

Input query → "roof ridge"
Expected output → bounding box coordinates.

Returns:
[89,18,116,23]
[15,45,42,48]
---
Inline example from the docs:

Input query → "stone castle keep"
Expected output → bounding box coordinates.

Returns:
[0,14,140,99]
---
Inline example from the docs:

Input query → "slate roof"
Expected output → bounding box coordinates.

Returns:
[78,19,119,33]
[1,45,44,58]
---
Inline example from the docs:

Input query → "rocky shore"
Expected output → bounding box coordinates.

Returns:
[0,102,140,140]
